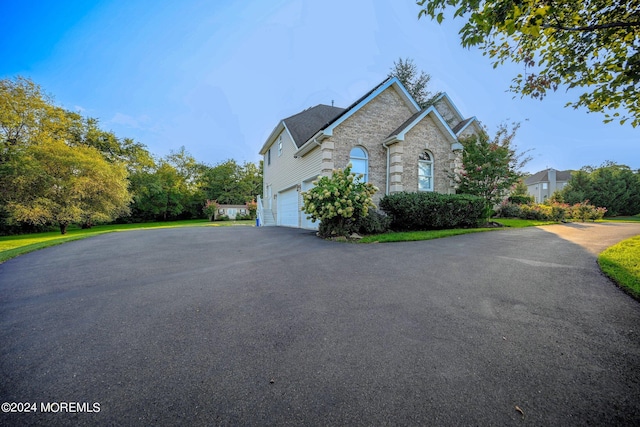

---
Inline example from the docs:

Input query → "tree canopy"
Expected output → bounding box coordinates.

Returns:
[417,0,640,126]
[388,57,440,108]
[1,76,263,233]
[560,162,640,216]
[454,123,531,208]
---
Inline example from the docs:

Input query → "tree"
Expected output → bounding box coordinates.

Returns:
[0,76,53,160]
[388,57,440,108]
[417,0,640,126]
[201,160,262,205]
[1,77,135,233]
[561,162,640,216]
[5,138,130,234]
[454,123,531,210]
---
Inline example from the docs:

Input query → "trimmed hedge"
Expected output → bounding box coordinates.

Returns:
[379,192,487,231]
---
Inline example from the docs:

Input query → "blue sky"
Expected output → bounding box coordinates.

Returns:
[1,0,637,174]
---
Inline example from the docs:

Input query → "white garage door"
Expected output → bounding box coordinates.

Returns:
[278,188,299,227]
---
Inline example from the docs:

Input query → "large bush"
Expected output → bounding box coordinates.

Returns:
[496,200,606,222]
[560,163,640,216]
[379,192,487,231]
[301,165,378,238]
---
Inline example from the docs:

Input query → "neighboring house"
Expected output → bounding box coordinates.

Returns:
[257,77,482,229]
[525,168,572,203]
[216,205,249,219]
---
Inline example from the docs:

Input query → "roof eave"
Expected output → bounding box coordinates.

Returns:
[455,116,477,136]
[395,107,458,145]
[294,131,328,158]
[259,121,285,155]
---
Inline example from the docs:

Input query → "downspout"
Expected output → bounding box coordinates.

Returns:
[294,131,324,158]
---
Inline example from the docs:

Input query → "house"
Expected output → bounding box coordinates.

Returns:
[257,77,482,229]
[525,168,572,203]
[216,204,249,220]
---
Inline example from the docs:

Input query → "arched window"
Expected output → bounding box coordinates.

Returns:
[418,151,433,191]
[350,147,368,182]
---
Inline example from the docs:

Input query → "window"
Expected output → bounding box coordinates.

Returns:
[350,147,368,182]
[418,151,433,191]
[278,136,283,156]
[267,148,271,165]
[542,182,548,190]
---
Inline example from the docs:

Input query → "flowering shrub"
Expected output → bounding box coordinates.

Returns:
[246,199,258,219]
[570,201,607,222]
[496,199,606,222]
[496,201,523,218]
[203,199,219,221]
[301,164,378,238]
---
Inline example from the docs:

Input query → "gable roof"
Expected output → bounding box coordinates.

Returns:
[258,104,344,154]
[452,117,476,134]
[525,168,573,185]
[385,105,458,144]
[318,77,420,139]
[283,105,345,148]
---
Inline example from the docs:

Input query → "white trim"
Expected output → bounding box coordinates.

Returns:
[433,92,465,123]
[384,106,458,145]
[323,77,420,138]
[455,116,477,136]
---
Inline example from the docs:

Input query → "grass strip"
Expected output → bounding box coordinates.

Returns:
[359,227,496,243]
[598,235,640,299]
[493,218,559,228]
[0,220,254,263]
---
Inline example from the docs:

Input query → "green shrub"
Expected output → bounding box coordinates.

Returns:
[496,201,523,218]
[508,194,534,205]
[497,200,605,222]
[216,215,230,221]
[570,201,607,222]
[379,192,486,231]
[353,209,391,235]
[203,200,219,221]
[519,203,553,220]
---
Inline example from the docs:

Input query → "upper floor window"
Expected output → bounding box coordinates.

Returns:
[278,136,283,156]
[267,148,271,165]
[350,147,368,182]
[418,151,433,191]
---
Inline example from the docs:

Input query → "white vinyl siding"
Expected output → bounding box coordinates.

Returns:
[262,128,323,227]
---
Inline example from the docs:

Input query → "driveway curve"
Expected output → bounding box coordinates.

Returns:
[1,223,640,426]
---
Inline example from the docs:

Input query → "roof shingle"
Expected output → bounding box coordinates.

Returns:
[283,105,345,148]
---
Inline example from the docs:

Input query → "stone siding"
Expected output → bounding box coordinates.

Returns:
[401,115,461,194]
[322,86,414,203]
[433,97,461,129]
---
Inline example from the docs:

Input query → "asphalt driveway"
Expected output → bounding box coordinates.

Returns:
[1,223,640,426]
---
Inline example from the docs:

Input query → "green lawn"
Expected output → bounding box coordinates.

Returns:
[358,218,558,243]
[598,235,640,299]
[0,219,254,263]
[358,227,496,243]
[601,215,640,223]
[492,218,558,228]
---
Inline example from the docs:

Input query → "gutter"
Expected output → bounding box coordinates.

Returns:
[294,131,326,158]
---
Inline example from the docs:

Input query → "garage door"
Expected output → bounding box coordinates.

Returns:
[278,187,299,227]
